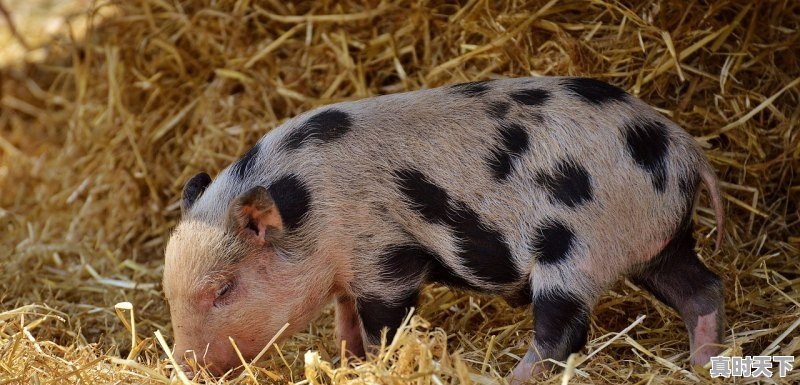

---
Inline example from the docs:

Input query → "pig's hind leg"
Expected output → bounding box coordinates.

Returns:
[631,220,725,365]
[509,275,602,384]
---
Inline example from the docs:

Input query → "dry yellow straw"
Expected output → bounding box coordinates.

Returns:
[155,330,191,384]
[1,1,798,384]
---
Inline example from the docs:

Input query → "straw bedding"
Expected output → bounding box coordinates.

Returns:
[1,0,798,384]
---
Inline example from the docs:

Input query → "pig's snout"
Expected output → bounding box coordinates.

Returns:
[172,348,199,380]
[173,345,242,378]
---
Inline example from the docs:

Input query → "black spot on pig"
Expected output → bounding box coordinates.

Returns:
[624,120,670,192]
[533,289,589,354]
[510,88,551,106]
[267,174,312,231]
[428,259,478,289]
[449,202,521,285]
[394,169,520,285]
[487,100,510,120]
[231,144,260,179]
[505,279,533,307]
[562,77,628,105]
[181,172,212,213]
[487,122,530,181]
[450,80,491,97]
[357,294,417,345]
[285,109,353,150]
[377,244,431,284]
[378,243,474,290]
[394,169,450,223]
[536,159,593,208]
[531,220,576,264]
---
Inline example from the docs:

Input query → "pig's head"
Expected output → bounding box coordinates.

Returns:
[163,172,332,376]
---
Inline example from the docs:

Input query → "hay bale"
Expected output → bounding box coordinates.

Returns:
[0,0,797,383]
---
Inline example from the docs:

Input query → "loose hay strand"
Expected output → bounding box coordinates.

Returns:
[249,322,290,366]
[155,330,190,384]
[1,0,799,384]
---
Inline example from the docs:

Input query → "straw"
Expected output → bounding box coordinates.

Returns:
[1,1,798,384]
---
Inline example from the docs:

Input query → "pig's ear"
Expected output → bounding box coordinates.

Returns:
[181,172,212,215]
[228,186,283,245]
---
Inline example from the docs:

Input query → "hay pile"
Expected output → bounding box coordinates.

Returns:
[1,0,798,383]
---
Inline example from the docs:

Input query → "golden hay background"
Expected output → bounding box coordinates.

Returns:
[1,0,798,384]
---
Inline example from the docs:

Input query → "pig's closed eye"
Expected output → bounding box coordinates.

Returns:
[213,281,235,307]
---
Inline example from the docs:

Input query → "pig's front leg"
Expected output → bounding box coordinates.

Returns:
[355,291,418,347]
[335,296,365,357]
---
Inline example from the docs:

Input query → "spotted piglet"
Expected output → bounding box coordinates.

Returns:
[163,77,725,383]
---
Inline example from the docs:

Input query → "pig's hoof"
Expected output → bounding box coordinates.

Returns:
[507,371,538,385]
[507,359,555,384]
[507,363,533,385]
[690,345,723,367]
[171,364,195,381]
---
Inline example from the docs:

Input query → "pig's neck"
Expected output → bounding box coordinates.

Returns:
[282,252,341,329]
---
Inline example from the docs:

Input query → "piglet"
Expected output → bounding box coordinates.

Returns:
[163,77,725,383]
